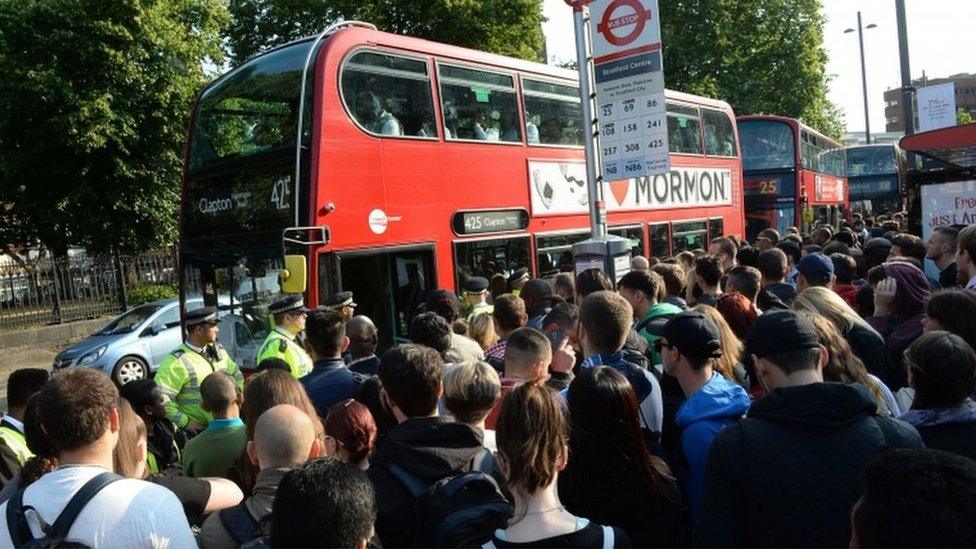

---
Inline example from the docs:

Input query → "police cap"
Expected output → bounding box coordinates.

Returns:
[184,306,218,327]
[269,294,308,315]
[462,276,489,294]
[507,267,530,286]
[323,291,357,309]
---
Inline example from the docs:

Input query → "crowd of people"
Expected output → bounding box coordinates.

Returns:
[1,213,976,547]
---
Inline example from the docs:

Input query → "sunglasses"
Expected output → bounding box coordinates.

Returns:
[654,340,674,353]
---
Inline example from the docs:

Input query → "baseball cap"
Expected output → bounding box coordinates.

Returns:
[659,311,722,360]
[797,253,834,279]
[745,310,821,358]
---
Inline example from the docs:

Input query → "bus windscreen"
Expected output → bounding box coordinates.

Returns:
[739,120,795,172]
[188,40,315,172]
[847,146,898,177]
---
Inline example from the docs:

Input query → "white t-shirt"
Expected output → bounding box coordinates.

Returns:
[0,466,194,548]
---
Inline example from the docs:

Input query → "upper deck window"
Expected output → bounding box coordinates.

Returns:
[189,40,316,172]
[341,50,437,138]
[703,108,737,157]
[667,103,703,155]
[439,63,521,143]
[848,146,898,177]
[522,78,583,146]
[739,119,796,171]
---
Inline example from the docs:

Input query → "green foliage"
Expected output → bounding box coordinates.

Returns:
[0,0,228,256]
[661,0,845,139]
[127,282,178,306]
[226,0,546,66]
[958,108,974,125]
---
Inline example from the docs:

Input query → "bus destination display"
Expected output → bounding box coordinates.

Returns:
[453,210,529,235]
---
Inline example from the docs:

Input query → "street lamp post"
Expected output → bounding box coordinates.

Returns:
[845,12,877,144]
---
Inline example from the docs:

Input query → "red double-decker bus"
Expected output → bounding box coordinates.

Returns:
[737,115,847,241]
[180,23,744,357]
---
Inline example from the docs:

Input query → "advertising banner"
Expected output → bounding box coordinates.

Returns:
[921,180,976,278]
[529,160,731,215]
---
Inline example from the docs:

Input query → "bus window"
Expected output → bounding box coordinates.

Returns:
[439,64,521,143]
[341,51,436,138]
[708,217,724,241]
[522,78,583,146]
[672,220,707,253]
[739,120,795,171]
[536,232,588,276]
[703,108,737,157]
[454,237,532,295]
[667,103,703,154]
[609,226,644,257]
[649,223,671,259]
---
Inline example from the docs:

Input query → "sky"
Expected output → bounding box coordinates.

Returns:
[542,0,976,134]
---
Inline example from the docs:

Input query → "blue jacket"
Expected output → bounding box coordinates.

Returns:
[301,358,366,418]
[676,373,750,519]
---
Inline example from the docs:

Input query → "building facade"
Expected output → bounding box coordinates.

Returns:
[884,73,976,132]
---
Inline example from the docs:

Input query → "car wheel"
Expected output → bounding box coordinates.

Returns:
[113,356,149,386]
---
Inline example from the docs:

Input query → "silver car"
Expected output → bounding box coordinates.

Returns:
[53,298,199,385]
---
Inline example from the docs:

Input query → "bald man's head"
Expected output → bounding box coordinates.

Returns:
[346,315,378,358]
[249,404,317,470]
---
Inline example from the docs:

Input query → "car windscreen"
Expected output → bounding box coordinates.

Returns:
[98,304,163,335]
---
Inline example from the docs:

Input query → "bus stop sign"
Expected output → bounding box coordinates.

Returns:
[596,0,651,46]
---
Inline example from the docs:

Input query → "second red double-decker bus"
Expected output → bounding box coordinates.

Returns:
[737,115,847,240]
[180,23,745,358]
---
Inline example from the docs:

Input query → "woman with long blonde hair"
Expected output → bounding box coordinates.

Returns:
[692,305,749,388]
[793,287,889,383]
[795,310,899,416]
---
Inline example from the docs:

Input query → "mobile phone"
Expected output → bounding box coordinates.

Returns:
[546,328,565,348]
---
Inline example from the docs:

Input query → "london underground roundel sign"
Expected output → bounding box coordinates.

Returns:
[596,0,652,47]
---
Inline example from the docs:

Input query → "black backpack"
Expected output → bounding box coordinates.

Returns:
[218,503,273,547]
[386,449,513,548]
[6,472,122,548]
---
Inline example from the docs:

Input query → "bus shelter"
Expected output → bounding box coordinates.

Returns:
[900,122,976,236]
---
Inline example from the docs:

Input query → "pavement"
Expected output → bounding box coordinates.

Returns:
[0,344,68,412]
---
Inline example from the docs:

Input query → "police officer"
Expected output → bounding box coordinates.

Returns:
[0,368,48,486]
[463,277,493,322]
[508,267,530,296]
[154,306,244,434]
[256,294,313,379]
[323,291,357,321]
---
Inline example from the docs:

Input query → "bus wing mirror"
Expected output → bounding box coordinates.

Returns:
[281,255,307,294]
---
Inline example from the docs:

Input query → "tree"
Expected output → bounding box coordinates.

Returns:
[660,0,845,139]
[226,0,545,67]
[958,108,974,125]
[0,0,228,256]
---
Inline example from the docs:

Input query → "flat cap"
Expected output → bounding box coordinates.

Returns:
[322,291,356,309]
[184,305,218,327]
[269,294,308,315]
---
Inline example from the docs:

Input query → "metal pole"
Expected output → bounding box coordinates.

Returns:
[895,0,914,135]
[857,12,871,144]
[568,0,606,239]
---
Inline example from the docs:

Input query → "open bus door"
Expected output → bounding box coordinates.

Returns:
[317,245,437,351]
